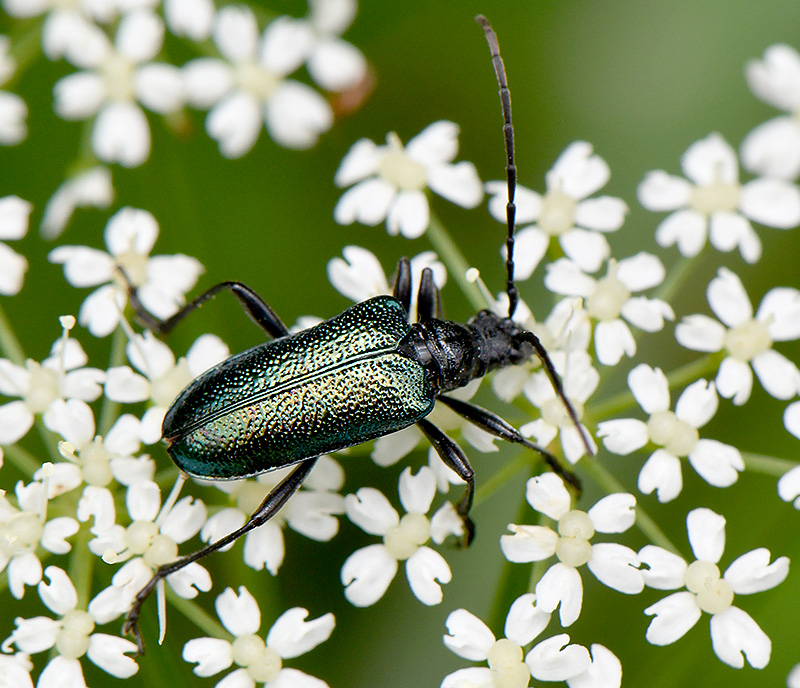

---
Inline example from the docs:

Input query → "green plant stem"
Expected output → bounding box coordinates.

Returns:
[426,211,489,312]
[3,443,43,476]
[0,301,26,365]
[582,458,679,554]
[168,591,232,642]
[98,327,127,436]
[70,523,94,609]
[742,452,796,476]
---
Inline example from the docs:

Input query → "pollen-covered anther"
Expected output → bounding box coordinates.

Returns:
[487,638,529,688]
[231,634,282,683]
[383,512,430,559]
[724,319,772,361]
[586,261,631,321]
[555,509,594,567]
[684,560,734,614]
[647,410,699,457]
[378,133,427,190]
[690,180,741,215]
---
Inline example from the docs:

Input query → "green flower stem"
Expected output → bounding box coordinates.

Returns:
[588,354,719,423]
[98,327,127,436]
[70,523,94,609]
[168,591,233,642]
[0,301,26,365]
[472,451,529,509]
[3,442,42,477]
[426,211,490,312]
[653,253,700,306]
[582,458,679,554]
[742,452,796,476]
[5,20,43,88]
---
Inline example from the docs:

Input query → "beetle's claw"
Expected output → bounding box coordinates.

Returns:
[123,606,146,656]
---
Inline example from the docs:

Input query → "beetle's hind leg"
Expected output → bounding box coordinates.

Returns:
[437,395,581,494]
[416,418,475,545]
[119,268,289,339]
[123,457,318,655]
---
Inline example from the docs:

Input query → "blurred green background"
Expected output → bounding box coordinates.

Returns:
[2,1,800,686]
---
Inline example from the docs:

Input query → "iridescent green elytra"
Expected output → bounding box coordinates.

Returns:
[163,295,434,479]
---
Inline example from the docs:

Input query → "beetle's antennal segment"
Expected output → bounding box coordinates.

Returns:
[476,14,518,319]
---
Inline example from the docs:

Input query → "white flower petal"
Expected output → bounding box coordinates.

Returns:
[207,90,262,158]
[753,349,800,400]
[566,644,622,688]
[740,116,800,179]
[267,607,335,659]
[707,268,752,327]
[265,81,333,150]
[681,133,738,185]
[87,633,139,678]
[644,591,701,645]
[638,449,683,503]
[716,356,753,405]
[587,543,643,593]
[745,44,800,111]
[621,297,674,332]
[182,636,233,677]
[686,507,725,563]
[639,545,687,590]
[654,209,707,256]
[777,462,800,508]
[587,494,636,533]
[443,608,494,661]
[405,546,451,605]
[675,314,726,353]
[341,544,397,606]
[398,466,436,515]
[638,170,692,210]
[92,102,151,167]
[550,142,609,200]
[387,190,429,239]
[427,161,483,208]
[345,487,397,535]
[759,287,800,340]
[500,524,558,563]
[709,606,770,669]
[334,178,395,227]
[526,634,591,682]
[406,121,459,166]
[504,593,550,647]
[559,228,610,273]
[134,63,184,114]
[307,37,366,92]
[535,562,583,627]
[688,439,743,487]
[628,364,670,414]
[596,418,649,455]
[594,319,635,366]
[675,377,718,428]
[740,177,800,228]
[524,472,571,520]
[724,548,789,594]
[215,586,260,636]
[214,5,258,63]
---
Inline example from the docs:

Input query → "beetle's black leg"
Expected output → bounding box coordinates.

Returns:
[437,395,581,494]
[123,457,318,655]
[121,268,289,339]
[416,267,442,322]
[416,418,475,545]
[392,257,412,315]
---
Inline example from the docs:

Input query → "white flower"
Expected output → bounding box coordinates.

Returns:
[163,0,214,41]
[487,141,628,277]
[88,480,211,623]
[675,267,800,405]
[520,351,598,464]
[490,296,592,405]
[3,566,139,684]
[597,364,743,502]
[0,480,79,598]
[298,0,367,92]
[40,167,114,239]
[500,473,643,627]
[182,5,333,156]
[2,0,117,62]
[0,36,27,145]
[0,652,33,688]
[638,133,800,263]
[49,206,204,337]
[105,331,229,443]
[36,398,150,497]
[441,594,600,687]
[640,508,789,669]
[182,586,334,687]
[334,121,483,238]
[740,44,800,179]
[0,323,105,446]
[200,455,345,576]
[53,9,184,167]
[545,253,675,366]
[341,466,462,607]
[0,195,31,295]
[327,244,447,320]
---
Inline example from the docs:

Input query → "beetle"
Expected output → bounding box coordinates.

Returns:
[122,15,593,653]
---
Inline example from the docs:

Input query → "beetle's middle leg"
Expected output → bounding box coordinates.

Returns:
[122,272,289,339]
[437,395,581,494]
[123,457,318,655]
[416,418,475,545]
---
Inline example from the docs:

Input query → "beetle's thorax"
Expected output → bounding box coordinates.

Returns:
[398,310,534,393]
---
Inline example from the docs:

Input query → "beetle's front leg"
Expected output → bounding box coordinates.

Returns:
[416,418,475,546]
[119,267,289,340]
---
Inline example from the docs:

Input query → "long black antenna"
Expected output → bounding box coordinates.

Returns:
[476,15,594,460]
[476,14,518,319]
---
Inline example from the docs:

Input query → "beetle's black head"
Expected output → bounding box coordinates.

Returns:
[467,309,536,371]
